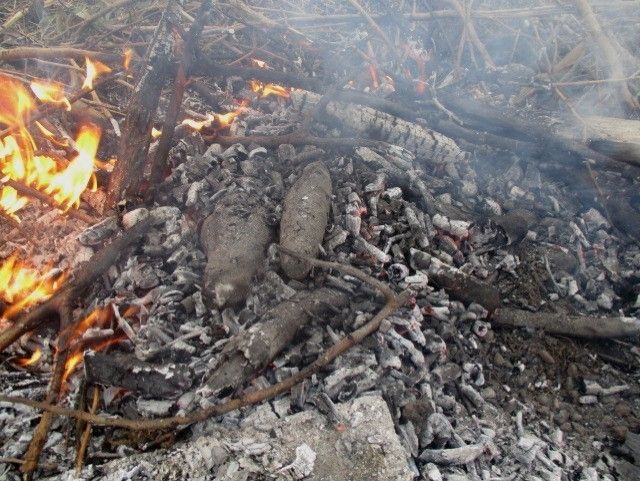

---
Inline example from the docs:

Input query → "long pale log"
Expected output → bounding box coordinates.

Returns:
[492,308,640,339]
[291,90,466,165]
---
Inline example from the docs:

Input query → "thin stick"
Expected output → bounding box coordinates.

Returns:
[346,0,402,65]
[75,385,100,476]
[446,0,495,68]
[21,304,72,477]
[0,47,119,63]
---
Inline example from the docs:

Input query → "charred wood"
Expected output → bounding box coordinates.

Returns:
[291,90,467,165]
[492,308,640,339]
[84,351,193,399]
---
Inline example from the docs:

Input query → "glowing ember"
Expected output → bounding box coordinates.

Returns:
[16,348,42,367]
[82,57,112,91]
[249,80,290,99]
[0,254,65,319]
[123,48,133,71]
[30,80,71,111]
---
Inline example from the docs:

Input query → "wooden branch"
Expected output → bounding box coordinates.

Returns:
[0,47,119,63]
[106,2,177,206]
[1,179,97,224]
[148,0,212,192]
[21,304,72,477]
[574,0,639,111]
[0,217,154,353]
[346,0,401,65]
[446,0,494,68]
[0,252,409,431]
[492,308,640,339]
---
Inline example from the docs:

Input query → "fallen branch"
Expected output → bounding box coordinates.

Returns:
[492,308,640,339]
[0,251,408,431]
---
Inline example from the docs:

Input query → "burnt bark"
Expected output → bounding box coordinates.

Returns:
[106,2,177,206]
[280,161,332,280]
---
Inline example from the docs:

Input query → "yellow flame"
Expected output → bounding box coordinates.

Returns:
[16,348,42,367]
[151,127,162,139]
[29,80,71,111]
[0,187,28,221]
[123,48,133,71]
[82,57,112,91]
[249,80,290,99]
[0,255,65,318]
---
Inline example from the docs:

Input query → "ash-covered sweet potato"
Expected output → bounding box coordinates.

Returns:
[200,190,273,307]
[280,161,332,280]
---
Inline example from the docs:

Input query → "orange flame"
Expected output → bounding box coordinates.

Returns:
[61,306,126,383]
[30,80,71,111]
[0,76,105,220]
[123,48,133,71]
[0,255,65,319]
[181,105,246,132]
[249,80,290,99]
[16,348,42,367]
[82,57,112,91]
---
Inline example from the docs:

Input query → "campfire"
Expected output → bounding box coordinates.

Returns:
[1,0,640,480]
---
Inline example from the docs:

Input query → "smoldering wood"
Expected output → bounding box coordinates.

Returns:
[290,90,467,165]
[492,308,640,339]
[199,190,273,308]
[280,161,332,280]
[106,3,177,206]
[84,351,193,399]
[206,287,349,393]
[0,216,155,353]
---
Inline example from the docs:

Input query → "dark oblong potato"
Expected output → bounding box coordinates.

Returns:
[200,190,273,307]
[280,161,332,280]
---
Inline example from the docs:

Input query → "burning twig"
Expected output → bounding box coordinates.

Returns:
[148,0,212,194]
[0,216,155,353]
[346,0,401,66]
[0,251,409,432]
[106,1,178,206]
